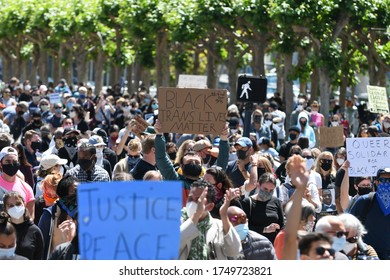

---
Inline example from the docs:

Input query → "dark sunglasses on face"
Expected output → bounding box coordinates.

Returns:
[346,236,359,243]
[331,231,349,238]
[321,159,333,164]
[315,246,335,257]
[302,156,313,159]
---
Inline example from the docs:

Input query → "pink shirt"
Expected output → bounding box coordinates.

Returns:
[0,175,35,204]
[310,112,324,127]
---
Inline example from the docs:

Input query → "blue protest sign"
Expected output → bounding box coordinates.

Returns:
[78,181,182,260]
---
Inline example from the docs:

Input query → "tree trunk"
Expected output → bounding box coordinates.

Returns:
[20,59,27,82]
[142,68,151,90]
[310,68,319,102]
[192,48,200,75]
[284,53,294,132]
[155,29,170,87]
[319,68,331,125]
[206,32,217,89]
[30,46,40,83]
[275,54,284,98]
[39,51,49,84]
[227,37,238,104]
[251,40,266,76]
[298,48,307,95]
[53,54,60,85]
[94,51,105,95]
[378,64,387,87]
[76,53,88,86]
[134,62,143,92]
[126,64,133,95]
[2,54,11,82]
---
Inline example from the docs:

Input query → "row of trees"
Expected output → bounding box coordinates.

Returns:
[0,0,389,124]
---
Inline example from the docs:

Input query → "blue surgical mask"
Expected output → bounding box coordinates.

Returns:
[151,103,158,110]
[0,246,16,258]
[332,236,346,252]
[67,102,74,110]
[234,223,249,241]
[80,94,86,100]
[55,108,62,114]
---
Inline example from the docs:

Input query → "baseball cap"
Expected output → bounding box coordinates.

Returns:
[40,154,67,170]
[235,137,252,148]
[377,168,390,178]
[0,146,18,161]
[88,135,106,147]
[289,125,301,133]
[193,139,212,152]
[17,101,29,111]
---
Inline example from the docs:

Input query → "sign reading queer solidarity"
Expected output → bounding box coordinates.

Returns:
[346,138,390,177]
[158,87,227,134]
[367,85,389,114]
[78,181,182,260]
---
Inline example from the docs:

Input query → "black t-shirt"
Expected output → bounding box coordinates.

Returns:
[279,141,294,159]
[13,221,44,260]
[131,159,158,180]
[226,160,252,188]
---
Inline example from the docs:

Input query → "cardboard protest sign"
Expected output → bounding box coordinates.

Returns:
[158,87,227,134]
[318,126,344,147]
[177,74,207,89]
[78,181,182,260]
[367,85,389,114]
[49,93,61,104]
[346,138,390,177]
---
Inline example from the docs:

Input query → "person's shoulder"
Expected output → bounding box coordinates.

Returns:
[248,230,272,243]
[95,164,110,175]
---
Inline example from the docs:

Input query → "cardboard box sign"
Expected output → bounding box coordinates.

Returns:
[158,87,227,134]
[318,126,344,148]
[236,75,267,103]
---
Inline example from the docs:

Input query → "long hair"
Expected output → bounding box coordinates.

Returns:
[12,143,31,167]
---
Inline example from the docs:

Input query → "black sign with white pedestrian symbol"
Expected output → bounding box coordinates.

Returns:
[236,75,267,103]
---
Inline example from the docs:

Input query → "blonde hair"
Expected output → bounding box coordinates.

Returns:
[314,151,336,175]
[128,138,142,152]
[41,173,62,193]
[257,156,273,173]
[174,139,195,166]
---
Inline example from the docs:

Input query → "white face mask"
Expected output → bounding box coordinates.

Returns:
[305,221,315,232]
[336,158,345,166]
[40,105,49,112]
[306,158,314,171]
[32,96,41,103]
[122,106,130,112]
[342,241,356,254]
[331,121,339,127]
[69,111,76,118]
[96,148,104,159]
[230,129,238,134]
[311,110,318,114]
[297,105,303,111]
[24,85,31,91]
[264,120,273,127]
[7,205,25,220]
[186,201,198,218]
[0,246,16,258]
[332,236,347,252]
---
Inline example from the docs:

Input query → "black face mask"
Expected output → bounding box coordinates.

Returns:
[289,133,297,141]
[2,163,20,177]
[78,158,94,171]
[237,150,248,160]
[257,167,266,177]
[168,152,176,161]
[357,187,372,196]
[321,160,333,171]
[182,162,202,178]
[31,141,41,151]
[204,154,211,164]
[33,119,42,125]
[18,111,25,116]
[64,137,78,147]
[300,120,307,126]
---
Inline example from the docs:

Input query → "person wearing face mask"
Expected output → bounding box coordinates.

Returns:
[0,212,28,260]
[77,86,96,127]
[38,174,79,259]
[0,146,35,218]
[48,102,67,133]
[69,104,89,137]
[34,173,62,225]
[263,112,278,147]
[227,206,276,260]
[314,151,337,206]
[35,154,68,199]
[28,87,41,113]
[22,110,43,138]
[112,98,130,129]
[279,126,301,163]
[297,112,316,148]
[22,129,42,168]
[179,179,241,259]
[226,137,255,189]
[38,99,53,124]
[339,213,379,260]
[3,192,44,260]
[250,110,271,142]
[290,98,310,128]
[7,102,28,141]
[113,138,142,177]
[57,128,80,168]
[193,139,213,167]
[314,215,350,260]
[309,101,325,129]
[88,135,112,179]
[349,168,390,260]
[274,200,316,259]
[240,173,284,243]
[66,142,110,183]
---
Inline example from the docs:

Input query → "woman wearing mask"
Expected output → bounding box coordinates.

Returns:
[203,166,241,219]
[3,192,44,260]
[69,104,89,136]
[250,109,271,142]
[240,173,284,243]
[0,212,28,259]
[339,213,379,260]
[297,112,316,148]
[34,173,61,225]
[88,135,112,179]
[38,174,79,259]
[38,99,52,124]
[334,147,347,171]
[12,143,35,189]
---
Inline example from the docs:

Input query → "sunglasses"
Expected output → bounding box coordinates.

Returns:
[315,246,335,257]
[346,236,359,243]
[379,178,390,183]
[302,156,313,159]
[228,214,247,224]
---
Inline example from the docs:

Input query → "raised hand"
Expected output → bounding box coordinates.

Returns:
[289,155,310,190]
[219,189,236,218]
[220,122,230,141]
[154,119,163,135]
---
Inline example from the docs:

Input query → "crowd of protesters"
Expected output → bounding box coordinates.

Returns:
[0,75,389,260]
